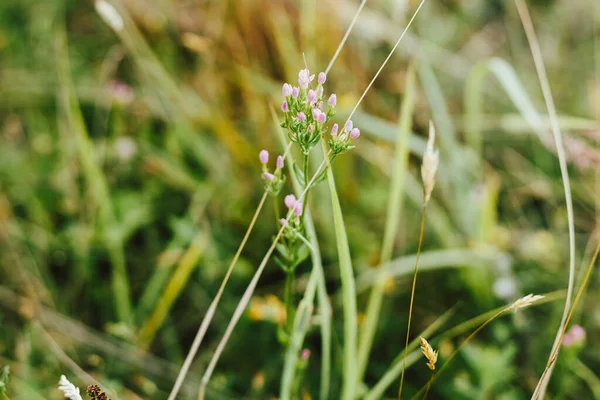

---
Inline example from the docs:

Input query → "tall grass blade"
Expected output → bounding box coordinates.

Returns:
[138,230,208,349]
[54,28,133,324]
[356,63,417,383]
[320,141,358,400]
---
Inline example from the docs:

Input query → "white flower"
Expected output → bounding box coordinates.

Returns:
[58,375,83,400]
[95,0,124,31]
[297,69,315,89]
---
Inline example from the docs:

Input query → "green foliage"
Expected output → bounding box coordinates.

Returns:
[0,0,598,399]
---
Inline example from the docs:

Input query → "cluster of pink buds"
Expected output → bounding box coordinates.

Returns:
[280,69,359,155]
[327,118,360,157]
[280,193,303,228]
[259,149,286,194]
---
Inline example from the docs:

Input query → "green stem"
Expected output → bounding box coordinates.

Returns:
[302,153,310,222]
[274,196,281,229]
[285,270,295,334]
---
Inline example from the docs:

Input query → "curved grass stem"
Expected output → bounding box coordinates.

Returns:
[534,242,600,396]
[398,206,427,399]
[512,0,576,396]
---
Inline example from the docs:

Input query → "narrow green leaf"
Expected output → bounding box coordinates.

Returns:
[356,63,417,383]
[321,142,357,400]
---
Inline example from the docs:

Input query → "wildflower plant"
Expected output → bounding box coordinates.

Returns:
[267,68,360,342]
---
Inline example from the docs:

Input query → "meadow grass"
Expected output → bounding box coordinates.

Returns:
[0,0,599,399]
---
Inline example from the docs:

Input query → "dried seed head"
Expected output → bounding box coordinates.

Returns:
[419,337,438,371]
[509,293,544,312]
[421,121,439,205]
[87,385,111,400]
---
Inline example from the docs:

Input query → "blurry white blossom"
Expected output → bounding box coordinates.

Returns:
[58,375,83,400]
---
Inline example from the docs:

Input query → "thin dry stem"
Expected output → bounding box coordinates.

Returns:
[346,0,426,123]
[324,0,367,75]
[512,1,576,397]
[535,242,600,395]
[169,142,293,400]
[398,205,427,399]
[167,191,270,400]
[413,294,545,400]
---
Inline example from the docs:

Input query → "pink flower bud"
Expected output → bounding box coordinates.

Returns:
[349,128,360,139]
[277,155,284,169]
[263,172,274,181]
[331,124,339,137]
[328,94,336,107]
[292,86,299,98]
[563,324,586,347]
[294,202,303,216]
[344,120,353,132]
[308,124,314,133]
[284,194,297,209]
[259,150,269,164]
[301,349,311,360]
[281,100,289,112]
[318,72,326,84]
[282,83,292,97]
[317,112,326,124]
[280,218,288,227]
[312,108,320,120]
[307,90,317,103]
[297,112,306,122]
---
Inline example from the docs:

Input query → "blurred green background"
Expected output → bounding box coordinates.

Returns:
[0,0,599,398]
